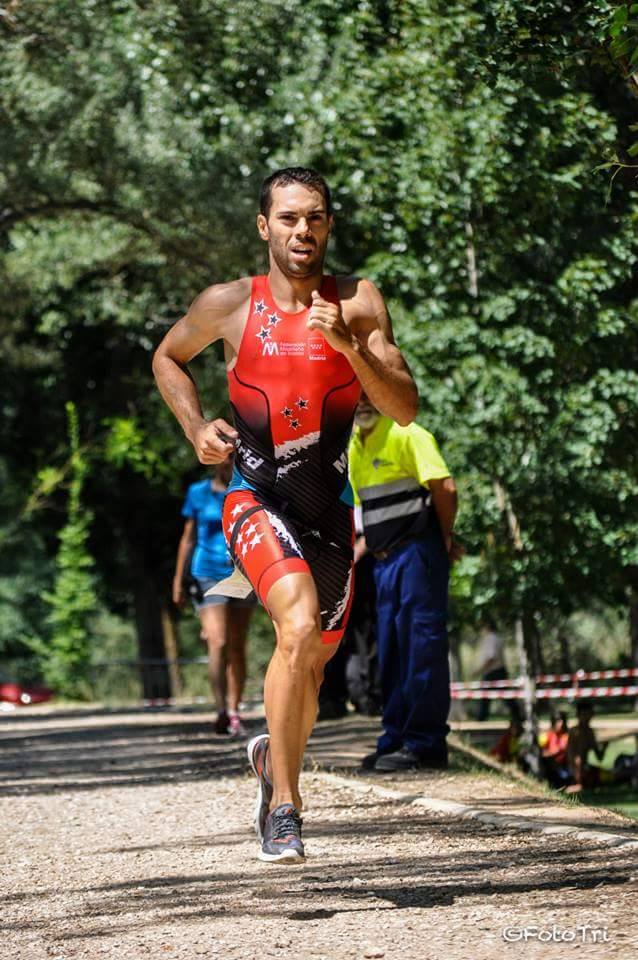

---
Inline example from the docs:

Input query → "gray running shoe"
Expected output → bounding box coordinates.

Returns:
[247,733,272,840]
[259,803,305,863]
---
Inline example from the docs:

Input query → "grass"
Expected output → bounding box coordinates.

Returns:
[452,729,638,822]
[582,787,638,822]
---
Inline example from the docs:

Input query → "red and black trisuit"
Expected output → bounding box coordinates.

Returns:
[222,274,361,644]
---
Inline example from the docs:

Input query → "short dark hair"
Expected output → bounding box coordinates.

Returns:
[260,166,332,218]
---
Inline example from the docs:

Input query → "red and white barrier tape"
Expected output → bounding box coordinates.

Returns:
[452,667,638,690]
[452,685,638,701]
[452,678,522,689]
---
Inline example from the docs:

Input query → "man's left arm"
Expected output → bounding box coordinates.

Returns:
[307,279,418,425]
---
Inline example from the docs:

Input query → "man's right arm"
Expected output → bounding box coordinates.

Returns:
[152,278,250,463]
[428,477,458,554]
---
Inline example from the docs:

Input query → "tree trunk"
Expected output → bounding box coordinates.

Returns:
[133,572,171,700]
[558,627,572,675]
[448,627,466,721]
[529,617,545,676]
[629,567,638,711]
[515,614,541,776]
[161,603,182,700]
[465,220,479,298]
[493,479,541,773]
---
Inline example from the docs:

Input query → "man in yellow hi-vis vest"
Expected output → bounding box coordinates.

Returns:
[348,394,459,771]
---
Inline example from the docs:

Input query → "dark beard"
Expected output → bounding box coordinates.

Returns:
[269,237,327,278]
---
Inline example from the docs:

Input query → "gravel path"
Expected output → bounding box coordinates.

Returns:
[2,708,638,960]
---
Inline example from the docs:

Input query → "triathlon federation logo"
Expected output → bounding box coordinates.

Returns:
[262,339,305,357]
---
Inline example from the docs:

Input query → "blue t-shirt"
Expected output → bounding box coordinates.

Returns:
[181,480,233,581]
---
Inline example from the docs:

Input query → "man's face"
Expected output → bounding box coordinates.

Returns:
[257,183,332,278]
[354,395,380,429]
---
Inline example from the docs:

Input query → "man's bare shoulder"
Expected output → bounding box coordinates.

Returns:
[188,276,252,322]
[335,275,382,307]
[336,275,391,337]
[336,276,384,316]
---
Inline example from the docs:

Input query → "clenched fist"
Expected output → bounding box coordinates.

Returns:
[192,418,238,464]
[307,289,354,354]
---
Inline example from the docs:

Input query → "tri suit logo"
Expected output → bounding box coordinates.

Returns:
[308,336,326,360]
[237,439,264,471]
[333,452,348,474]
[262,341,279,356]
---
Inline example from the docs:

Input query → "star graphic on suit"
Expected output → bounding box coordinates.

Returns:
[244,522,259,538]
[254,299,267,315]
[296,397,309,409]
[256,325,271,342]
[249,531,264,549]
[290,418,300,430]
[235,531,244,546]
[267,312,282,327]
[241,540,250,558]
[230,504,244,518]
[281,406,293,418]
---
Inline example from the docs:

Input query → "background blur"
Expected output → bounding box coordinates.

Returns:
[1,0,637,702]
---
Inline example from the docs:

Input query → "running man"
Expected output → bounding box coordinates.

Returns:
[153,166,418,861]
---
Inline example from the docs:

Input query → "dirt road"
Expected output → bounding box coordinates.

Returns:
[2,707,637,960]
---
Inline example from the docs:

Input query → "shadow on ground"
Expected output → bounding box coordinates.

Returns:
[2,811,635,940]
[0,712,263,795]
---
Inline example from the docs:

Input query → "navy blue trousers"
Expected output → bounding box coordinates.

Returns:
[374,533,450,754]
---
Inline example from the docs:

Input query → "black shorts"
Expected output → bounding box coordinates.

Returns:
[223,489,354,644]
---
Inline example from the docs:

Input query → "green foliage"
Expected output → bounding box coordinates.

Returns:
[37,403,98,698]
[102,416,180,485]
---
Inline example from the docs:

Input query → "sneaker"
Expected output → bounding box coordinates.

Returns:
[259,804,305,863]
[247,733,272,840]
[214,710,230,735]
[373,745,448,772]
[228,713,246,738]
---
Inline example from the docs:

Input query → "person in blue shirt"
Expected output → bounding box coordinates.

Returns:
[173,456,255,735]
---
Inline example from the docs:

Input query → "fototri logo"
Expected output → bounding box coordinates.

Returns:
[502,925,610,944]
[308,336,326,360]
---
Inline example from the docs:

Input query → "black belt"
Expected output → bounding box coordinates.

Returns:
[372,534,424,562]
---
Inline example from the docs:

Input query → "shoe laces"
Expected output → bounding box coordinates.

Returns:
[272,807,301,840]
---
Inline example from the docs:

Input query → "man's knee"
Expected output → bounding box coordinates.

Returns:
[277,614,322,671]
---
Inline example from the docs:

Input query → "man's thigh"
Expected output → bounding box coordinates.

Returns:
[223,490,311,607]
[403,538,449,614]
[303,503,354,645]
[224,490,353,644]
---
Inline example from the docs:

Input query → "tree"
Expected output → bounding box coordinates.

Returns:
[38,402,97,697]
